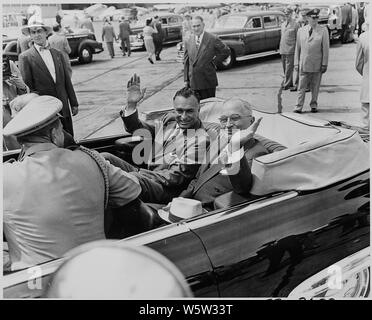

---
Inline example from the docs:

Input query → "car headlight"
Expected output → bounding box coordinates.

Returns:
[176,43,183,51]
[288,248,370,299]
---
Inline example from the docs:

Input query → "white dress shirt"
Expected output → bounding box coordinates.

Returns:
[34,42,57,83]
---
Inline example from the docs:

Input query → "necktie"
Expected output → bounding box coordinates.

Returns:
[40,44,50,51]
[196,36,201,50]
[309,27,313,37]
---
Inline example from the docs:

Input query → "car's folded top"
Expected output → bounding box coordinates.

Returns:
[199,98,370,195]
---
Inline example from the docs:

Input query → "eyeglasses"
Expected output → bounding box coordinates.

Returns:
[218,115,251,124]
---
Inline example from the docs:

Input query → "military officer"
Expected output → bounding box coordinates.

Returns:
[294,8,329,113]
[3,96,141,271]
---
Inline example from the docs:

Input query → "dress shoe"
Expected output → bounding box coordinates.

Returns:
[311,108,318,113]
[293,108,302,113]
[156,56,161,61]
[306,88,310,92]
[289,86,297,91]
[282,85,290,90]
[122,53,126,56]
[148,58,154,64]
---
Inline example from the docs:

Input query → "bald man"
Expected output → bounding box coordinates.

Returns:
[179,98,268,209]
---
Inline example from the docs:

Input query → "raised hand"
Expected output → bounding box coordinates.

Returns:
[127,73,147,108]
[229,117,262,152]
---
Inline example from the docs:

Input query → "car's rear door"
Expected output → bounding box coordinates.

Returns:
[242,16,265,54]
[262,14,281,50]
[165,16,182,42]
[187,171,370,297]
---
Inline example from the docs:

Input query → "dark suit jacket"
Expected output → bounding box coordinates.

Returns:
[180,138,268,207]
[119,21,132,39]
[120,110,210,191]
[152,21,164,42]
[19,46,78,119]
[184,31,230,90]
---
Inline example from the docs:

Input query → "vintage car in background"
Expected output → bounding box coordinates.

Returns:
[129,12,183,50]
[177,11,285,69]
[3,98,370,299]
[2,29,104,64]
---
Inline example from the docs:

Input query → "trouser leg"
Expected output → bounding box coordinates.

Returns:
[295,72,309,109]
[283,54,294,88]
[361,102,370,129]
[309,72,322,109]
[124,37,131,55]
[120,39,126,54]
[60,115,74,137]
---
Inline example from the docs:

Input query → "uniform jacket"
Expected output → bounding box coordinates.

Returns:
[3,143,141,270]
[279,19,299,55]
[294,24,329,73]
[356,30,369,103]
[119,20,132,39]
[180,137,268,207]
[102,23,116,42]
[48,33,72,77]
[19,46,78,118]
[184,31,230,90]
[121,110,209,190]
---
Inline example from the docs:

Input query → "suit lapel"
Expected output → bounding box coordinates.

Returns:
[194,33,209,64]
[50,49,62,84]
[31,46,55,83]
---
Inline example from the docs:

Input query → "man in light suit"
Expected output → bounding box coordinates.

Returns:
[118,16,132,57]
[184,16,230,100]
[279,7,299,91]
[355,19,369,130]
[102,17,117,59]
[49,23,72,78]
[179,98,268,209]
[19,21,79,136]
[294,9,329,113]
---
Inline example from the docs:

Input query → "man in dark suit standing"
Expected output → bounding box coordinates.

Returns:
[118,16,132,57]
[184,16,230,100]
[152,16,164,61]
[19,21,78,137]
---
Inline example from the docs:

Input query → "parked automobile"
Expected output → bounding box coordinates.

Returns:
[3,98,370,299]
[177,11,285,69]
[2,29,104,64]
[129,12,183,50]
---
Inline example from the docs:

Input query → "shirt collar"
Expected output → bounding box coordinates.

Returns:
[34,41,50,53]
[196,31,205,42]
[20,143,58,161]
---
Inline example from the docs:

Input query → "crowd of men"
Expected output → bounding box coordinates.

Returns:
[2,4,370,277]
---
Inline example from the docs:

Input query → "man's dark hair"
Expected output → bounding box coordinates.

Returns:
[154,15,159,19]
[173,87,200,103]
[193,15,204,23]
[53,24,61,32]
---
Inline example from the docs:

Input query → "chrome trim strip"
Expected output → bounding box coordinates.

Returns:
[2,224,191,288]
[186,191,298,229]
[236,50,279,61]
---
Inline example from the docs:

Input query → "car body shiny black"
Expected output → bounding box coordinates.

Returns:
[129,13,183,50]
[3,99,370,299]
[2,30,104,64]
[177,11,285,70]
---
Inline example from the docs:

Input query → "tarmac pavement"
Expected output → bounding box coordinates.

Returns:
[70,38,366,141]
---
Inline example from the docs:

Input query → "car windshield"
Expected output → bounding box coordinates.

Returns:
[214,15,247,29]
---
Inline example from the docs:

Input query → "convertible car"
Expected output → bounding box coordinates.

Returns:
[3,98,370,298]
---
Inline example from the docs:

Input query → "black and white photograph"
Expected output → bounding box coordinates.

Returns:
[2,0,370,302]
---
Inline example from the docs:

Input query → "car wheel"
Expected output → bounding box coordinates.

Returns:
[78,46,93,64]
[217,49,235,70]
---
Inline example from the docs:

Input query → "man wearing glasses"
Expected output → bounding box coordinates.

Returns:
[179,98,268,209]
[293,8,329,114]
